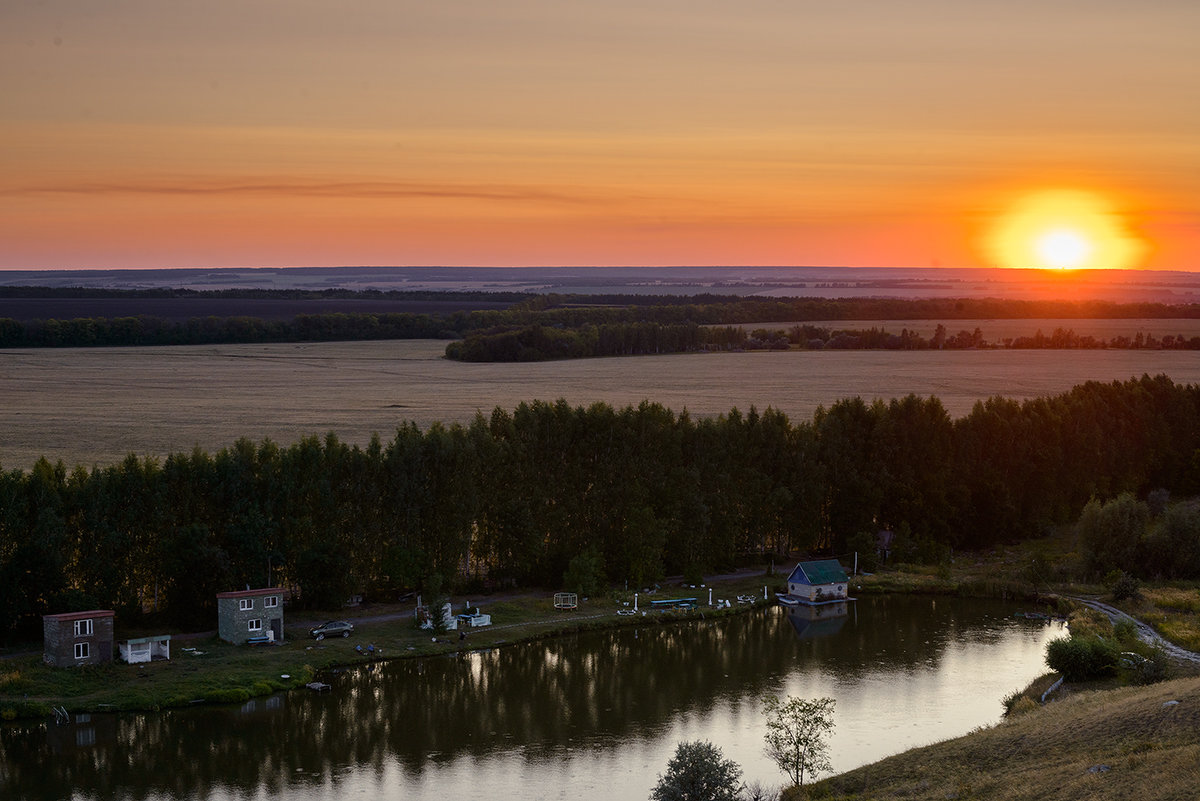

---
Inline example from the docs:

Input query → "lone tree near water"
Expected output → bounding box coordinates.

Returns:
[762,694,836,787]
[650,740,744,801]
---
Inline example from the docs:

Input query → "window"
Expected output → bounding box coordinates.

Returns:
[74,618,93,637]
[264,595,279,609]
[74,642,90,660]
[239,598,253,611]
[247,619,262,632]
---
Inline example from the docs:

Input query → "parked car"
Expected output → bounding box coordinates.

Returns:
[310,620,354,640]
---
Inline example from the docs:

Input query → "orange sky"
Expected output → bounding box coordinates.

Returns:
[2,2,1198,270]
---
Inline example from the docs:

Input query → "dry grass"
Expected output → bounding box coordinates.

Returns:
[1143,587,1200,614]
[4,340,1200,470]
[797,676,1200,801]
[1118,586,1200,653]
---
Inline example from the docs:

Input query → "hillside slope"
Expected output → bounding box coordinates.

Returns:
[801,676,1200,801]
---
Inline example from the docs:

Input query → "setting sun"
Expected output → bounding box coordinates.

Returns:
[985,189,1146,271]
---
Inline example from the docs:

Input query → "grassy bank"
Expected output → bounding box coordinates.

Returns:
[793,676,1200,801]
[7,542,1200,724]
[0,573,781,720]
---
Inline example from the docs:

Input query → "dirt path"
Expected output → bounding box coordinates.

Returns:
[1067,595,1200,666]
[287,568,769,630]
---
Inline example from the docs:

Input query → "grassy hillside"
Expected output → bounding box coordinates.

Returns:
[796,676,1200,801]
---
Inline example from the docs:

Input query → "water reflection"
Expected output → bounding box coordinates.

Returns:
[782,601,850,639]
[0,596,1062,801]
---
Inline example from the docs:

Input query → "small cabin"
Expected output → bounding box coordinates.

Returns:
[43,610,115,667]
[786,560,850,604]
[216,588,284,645]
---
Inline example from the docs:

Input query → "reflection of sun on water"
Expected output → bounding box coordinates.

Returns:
[985,189,1145,270]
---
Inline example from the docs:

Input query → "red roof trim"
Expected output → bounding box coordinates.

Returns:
[215,587,284,599]
[43,610,115,621]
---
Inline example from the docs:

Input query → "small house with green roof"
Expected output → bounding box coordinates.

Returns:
[785,560,850,605]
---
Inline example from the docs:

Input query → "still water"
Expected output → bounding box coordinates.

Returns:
[1,596,1062,800]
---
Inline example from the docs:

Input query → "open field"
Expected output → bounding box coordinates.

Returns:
[3,339,1200,470]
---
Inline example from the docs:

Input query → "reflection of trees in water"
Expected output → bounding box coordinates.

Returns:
[0,597,1030,800]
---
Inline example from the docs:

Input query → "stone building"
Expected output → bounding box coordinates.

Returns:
[43,610,115,667]
[216,588,284,645]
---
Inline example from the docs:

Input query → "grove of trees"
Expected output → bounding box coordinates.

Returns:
[1,374,1198,642]
[3,288,1199,354]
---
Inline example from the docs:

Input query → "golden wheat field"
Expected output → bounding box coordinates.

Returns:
[3,336,1200,470]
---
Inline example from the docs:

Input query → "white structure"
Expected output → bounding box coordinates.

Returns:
[458,609,492,628]
[418,602,458,631]
[119,635,171,664]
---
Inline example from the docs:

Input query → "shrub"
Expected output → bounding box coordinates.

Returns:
[1046,635,1119,681]
[1008,696,1039,717]
[1127,646,1171,686]
[1110,571,1141,602]
[1113,618,1139,645]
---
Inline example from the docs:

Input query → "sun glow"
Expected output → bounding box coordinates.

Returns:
[985,189,1145,270]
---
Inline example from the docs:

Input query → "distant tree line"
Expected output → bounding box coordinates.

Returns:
[444,321,1200,361]
[2,288,1198,350]
[2,375,1197,641]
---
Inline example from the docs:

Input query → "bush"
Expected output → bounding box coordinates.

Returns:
[1046,635,1120,681]
[1110,571,1141,601]
[1125,646,1171,686]
[1008,696,1039,717]
[1111,618,1136,645]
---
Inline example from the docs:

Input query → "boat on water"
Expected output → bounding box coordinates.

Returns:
[775,593,802,606]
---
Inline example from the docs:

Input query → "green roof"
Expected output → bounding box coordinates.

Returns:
[790,560,848,585]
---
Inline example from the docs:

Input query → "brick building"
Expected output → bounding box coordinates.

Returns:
[43,610,115,667]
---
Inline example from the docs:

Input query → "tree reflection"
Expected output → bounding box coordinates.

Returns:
[0,597,1047,800]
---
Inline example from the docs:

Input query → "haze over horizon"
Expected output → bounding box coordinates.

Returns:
[3,2,1198,272]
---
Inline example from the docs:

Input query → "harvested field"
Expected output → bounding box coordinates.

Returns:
[3,340,1199,470]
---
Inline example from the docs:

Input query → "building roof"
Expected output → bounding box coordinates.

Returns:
[216,587,283,599]
[788,560,849,585]
[43,610,115,621]
[124,635,171,645]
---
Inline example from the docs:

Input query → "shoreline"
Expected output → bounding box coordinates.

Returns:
[4,561,1196,724]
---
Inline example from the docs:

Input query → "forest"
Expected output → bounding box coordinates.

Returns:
[1,374,1197,641]
[2,289,1199,350]
[443,320,1200,361]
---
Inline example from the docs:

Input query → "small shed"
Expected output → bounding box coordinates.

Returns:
[216,588,284,645]
[786,560,850,604]
[43,610,115,667]
[119,635,171,664]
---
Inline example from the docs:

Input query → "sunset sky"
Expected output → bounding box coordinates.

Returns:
[3,1,1198,270]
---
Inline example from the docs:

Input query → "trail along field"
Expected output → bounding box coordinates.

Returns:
[3,337,1200,470]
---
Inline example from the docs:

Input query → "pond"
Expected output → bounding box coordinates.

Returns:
[0,596,1064,800]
